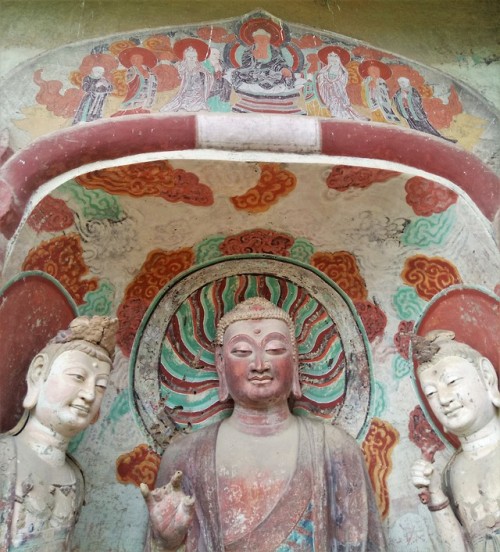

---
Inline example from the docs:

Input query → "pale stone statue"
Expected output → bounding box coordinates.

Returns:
[0,315,118,551]
[411,330,500,551]
[143,297,386,551]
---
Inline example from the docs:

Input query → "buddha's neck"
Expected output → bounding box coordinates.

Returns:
[459,417,500,458]
[228,403,294,436]
[17,417,70,467]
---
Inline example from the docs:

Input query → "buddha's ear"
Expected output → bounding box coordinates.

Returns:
[215,345,229,402]
[479,357,500,407]
[23,353,50,410]
[291,354,302,400]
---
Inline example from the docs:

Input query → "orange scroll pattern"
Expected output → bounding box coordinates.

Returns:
[230,163,297,213]
[27,195,74,233]
[22,234,98,305]
[401,255,462,301]
[405,176,458,216]
[116,444,161,491]
[220,228,295,257]
[76,160,214,206]
[117,247,195,355]
[362,418,399,520]
[311,251,368,301]
[325,166,400,192]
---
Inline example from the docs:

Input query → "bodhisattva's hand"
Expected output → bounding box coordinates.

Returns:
[411,458,448,505]
[141,471,195,549]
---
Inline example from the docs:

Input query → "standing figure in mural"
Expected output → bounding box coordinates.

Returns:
[203,48,232,112]
[161,41,213,113]
[72,66,114,124]
[232,28,294,92]
[316,47,367,121]
[142,297,386,551]
[112,47,158,117]
[393,77,455,141]
[411,330,500,552]
[0,316,118,551]
[359,60,399,124]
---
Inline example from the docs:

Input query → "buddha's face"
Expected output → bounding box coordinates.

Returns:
[220,318,297,408]
[34,349,111,437]
[252,31,271,46]
[419,355,496,437]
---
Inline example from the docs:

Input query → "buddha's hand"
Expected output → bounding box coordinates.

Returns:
[411,458,447,505]
[141,470,195,547]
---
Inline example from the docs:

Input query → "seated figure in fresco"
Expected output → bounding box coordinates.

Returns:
[142,297,386,551]
[232,28,295,93]
[411,330,500,552]
[0,316,118,551]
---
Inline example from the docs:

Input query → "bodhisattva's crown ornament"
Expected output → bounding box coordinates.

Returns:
[51,315,119,359]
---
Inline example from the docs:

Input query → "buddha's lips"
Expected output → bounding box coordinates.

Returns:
[249,376,273,383]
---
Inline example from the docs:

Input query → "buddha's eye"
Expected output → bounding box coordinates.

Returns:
[230,347,252,357]
[266,347,287,356]
[69,373,85,382]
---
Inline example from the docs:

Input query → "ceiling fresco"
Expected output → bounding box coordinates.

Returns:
[0,10,498,552]
[0,10,498,173]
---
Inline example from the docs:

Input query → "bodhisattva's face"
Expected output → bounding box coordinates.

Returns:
[221,318,296,408]
[327,53,341,69]
[34,349,111,437]
[419,356,496,437]
[130,54,144,68]
[367,66,381,79]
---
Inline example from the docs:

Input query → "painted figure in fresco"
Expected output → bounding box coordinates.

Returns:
[142,297,386,551]
[0,316,118,551]
[316,47,367,121]
[231,28,294,92]
[203,48,232,113]
[161,44,213,113]
[112,47,158,117]
[411,330,500,551]
[359,60,399,124]
[393,77,456,141]
[72,66,114,124]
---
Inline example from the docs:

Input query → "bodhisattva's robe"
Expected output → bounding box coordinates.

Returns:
[0,435,84,552]
[146,417,386,551]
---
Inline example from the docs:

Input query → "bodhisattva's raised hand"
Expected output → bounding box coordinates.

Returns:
[411,458,447,505]
[141,471,195,549]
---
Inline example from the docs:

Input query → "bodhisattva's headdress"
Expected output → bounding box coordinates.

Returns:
[50,316,118,359]
[412,329,483,372]
[215,297,297,352]
[36,316,118,374]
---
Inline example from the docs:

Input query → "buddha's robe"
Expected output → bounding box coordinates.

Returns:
[147,417,386,551]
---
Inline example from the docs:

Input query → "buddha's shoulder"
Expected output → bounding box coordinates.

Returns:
[300,417,361,452]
